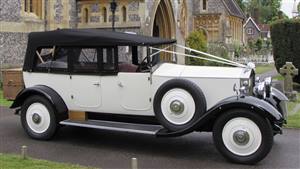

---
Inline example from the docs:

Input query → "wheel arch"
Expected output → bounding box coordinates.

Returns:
[157,95,283,137]
[11,85,68,121]
[198,96,283,132]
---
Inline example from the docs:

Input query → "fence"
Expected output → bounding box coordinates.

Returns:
[233,54,274,64]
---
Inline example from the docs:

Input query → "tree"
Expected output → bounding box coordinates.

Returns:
[236,0,246,12]
[185,30,207,65]
[243,0,282,24]
[298,2,300,13]
[271,19,300,83]
[255,38,263,51]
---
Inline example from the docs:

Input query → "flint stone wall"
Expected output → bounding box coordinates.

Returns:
[0,32,28,66]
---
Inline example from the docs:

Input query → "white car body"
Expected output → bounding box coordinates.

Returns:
[24,63,251,116]
[12,29,287,164]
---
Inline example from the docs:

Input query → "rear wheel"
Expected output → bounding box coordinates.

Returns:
[21,95,58,140]
[213,109,273,164]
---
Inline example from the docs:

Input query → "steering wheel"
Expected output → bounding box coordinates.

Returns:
[136,57,151,72]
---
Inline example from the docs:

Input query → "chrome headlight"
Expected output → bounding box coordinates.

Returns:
[254,77,272,99]
[240,78,252,95]
[264,77,272,98]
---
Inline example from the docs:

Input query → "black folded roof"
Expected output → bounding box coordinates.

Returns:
[28,29,176,46]
[23,29,176,71]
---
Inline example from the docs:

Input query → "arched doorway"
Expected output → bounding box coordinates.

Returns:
[151,0,176,61]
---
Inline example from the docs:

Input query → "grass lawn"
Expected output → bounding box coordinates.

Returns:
[0,89,13,107]
[273,74,284,81]
[255,64,275,74]
[287,110,300,128]
[286,93,300,128]
[0,153,97,169]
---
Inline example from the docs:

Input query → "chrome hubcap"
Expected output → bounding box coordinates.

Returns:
[233,130,250,145]
[32,113,41,124]
[170,100,184,115]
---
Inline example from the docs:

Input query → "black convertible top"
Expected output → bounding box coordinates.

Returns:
[23,29,176,71]
[28,29,176,46]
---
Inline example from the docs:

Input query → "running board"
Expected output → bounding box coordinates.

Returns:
[60,119,163,135]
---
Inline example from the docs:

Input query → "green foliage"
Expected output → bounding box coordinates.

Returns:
[242,0,283,24]
[246,39,256,54]
[0,154,96,169]
[207,43,230,66]
[255,38,263,51]
[236,0,246,12]
[233,43,243,58]
[298,2,300,13]
[271,19,300,83]
[0,90,13,107]
[185,30,207,65]
[286,92,300,128]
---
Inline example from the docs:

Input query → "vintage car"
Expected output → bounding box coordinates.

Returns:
[10,29,288,164]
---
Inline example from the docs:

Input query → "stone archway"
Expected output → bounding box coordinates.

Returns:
[150,0,176,61]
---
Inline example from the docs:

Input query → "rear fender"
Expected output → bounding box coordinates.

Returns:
[10,85,68,120]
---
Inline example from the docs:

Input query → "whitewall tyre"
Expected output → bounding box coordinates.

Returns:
[21,96,58,140]
[154,79,206,131]
[213,109,273,164]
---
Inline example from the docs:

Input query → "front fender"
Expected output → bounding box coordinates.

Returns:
[271,87,288,101]
[10,85,68,118]
[210,95,283,121]
[157,95,283,137]
[268,87,288,120]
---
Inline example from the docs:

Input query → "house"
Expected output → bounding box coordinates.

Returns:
[243,17,261,44]
[258,24,271,40]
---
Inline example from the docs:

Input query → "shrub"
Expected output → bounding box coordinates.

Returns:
[255,38,263,52]
[207,43,230,66]
[185,30,207,65]
[271,19,300,83]
[233,42,243,58]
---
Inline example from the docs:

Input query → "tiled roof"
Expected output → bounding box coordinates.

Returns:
[258,24,270,32]
[222,0,245,19]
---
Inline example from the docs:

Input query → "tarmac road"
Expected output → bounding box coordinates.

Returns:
[0,106,300,169]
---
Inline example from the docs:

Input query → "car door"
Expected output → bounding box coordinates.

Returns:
[69,48,102,111]
[118,73,152,111]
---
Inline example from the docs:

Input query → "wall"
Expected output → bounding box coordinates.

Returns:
[0,0,45,67]
[0,0,195,66]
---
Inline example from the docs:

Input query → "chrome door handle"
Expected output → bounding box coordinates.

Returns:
[118,82,124,87]
[93,82,100,86]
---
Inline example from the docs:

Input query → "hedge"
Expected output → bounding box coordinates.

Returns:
[271,19,300,83]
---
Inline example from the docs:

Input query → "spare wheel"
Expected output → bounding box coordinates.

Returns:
[153,79,206,131]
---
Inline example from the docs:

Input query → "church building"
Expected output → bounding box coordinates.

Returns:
[0,0,245,66]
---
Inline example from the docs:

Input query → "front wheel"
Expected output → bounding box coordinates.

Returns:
[213,109,273,164]
[21,95,58,140]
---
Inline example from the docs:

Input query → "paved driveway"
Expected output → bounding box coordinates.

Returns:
[0,106,299,169]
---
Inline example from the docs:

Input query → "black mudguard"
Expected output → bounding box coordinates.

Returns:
[156,95,284,137]
[267,88,288,119]
[10,85,68,120]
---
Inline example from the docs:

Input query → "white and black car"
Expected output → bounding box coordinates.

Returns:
[11,29,288,164]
